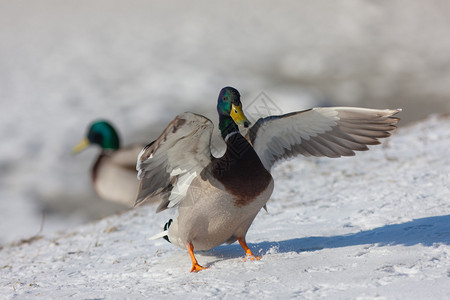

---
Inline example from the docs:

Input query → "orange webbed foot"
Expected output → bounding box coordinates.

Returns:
[187,242,208,272]
[239,237,262,262]
[244,253,262,261]
[190,263,208,273]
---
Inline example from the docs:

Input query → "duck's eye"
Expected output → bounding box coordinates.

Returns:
[89,132,102,144]
[234,109,238,113]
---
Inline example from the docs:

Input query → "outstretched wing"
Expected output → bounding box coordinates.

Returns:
[135,112,214,211]
[246,107,401,171]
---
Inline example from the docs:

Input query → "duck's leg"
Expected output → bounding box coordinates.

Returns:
[187,242,208,272]
[238,237,261,261]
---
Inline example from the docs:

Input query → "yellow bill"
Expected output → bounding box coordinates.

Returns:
[230,104,251,128]
[72,137,90,154]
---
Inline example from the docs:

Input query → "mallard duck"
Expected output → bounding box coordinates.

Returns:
[135,87,400,272]
[73,120,143,207]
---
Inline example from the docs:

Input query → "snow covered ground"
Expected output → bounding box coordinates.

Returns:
[1,114,449,299]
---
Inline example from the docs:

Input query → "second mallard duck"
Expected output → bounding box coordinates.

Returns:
[135,87,400,272]
[73,120,144,207]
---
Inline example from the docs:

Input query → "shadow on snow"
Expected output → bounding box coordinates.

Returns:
[205,214,450,260]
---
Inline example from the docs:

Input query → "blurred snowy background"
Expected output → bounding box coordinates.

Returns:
[1,0,450,245]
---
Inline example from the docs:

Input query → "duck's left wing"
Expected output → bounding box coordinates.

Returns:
[135,112,214,211]
[246,107,401,172]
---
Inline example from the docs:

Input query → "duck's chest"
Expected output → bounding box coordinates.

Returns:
[208,134,273,207]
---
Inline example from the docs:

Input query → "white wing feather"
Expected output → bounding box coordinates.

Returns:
[247,107,401,171]
[135,112,214,211]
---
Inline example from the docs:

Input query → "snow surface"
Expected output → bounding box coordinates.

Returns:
[1,115,449,299]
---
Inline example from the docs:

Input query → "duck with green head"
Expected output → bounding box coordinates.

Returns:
[73,120,144,207]
[135,86,400,272]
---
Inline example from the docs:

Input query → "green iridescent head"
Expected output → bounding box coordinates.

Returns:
[217,87,251,138]
[73,120,120,153]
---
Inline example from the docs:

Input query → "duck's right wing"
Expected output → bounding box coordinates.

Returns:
[135,112,214,212]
